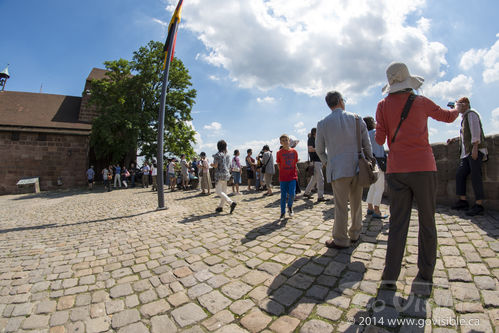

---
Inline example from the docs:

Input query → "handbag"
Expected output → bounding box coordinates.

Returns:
[355,116,378,187]
[261,153,271,174]
[231,158,241,173]
[375,157,387,172]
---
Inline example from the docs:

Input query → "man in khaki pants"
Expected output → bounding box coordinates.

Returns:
[316,91,373,249]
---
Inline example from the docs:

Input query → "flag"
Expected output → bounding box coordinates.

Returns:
[163,0,184,69]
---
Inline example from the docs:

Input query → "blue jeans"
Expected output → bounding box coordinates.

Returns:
[280,180,296,214]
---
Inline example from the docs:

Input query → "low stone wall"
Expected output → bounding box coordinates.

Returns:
[0,131,89,195]
[235,134,498,210]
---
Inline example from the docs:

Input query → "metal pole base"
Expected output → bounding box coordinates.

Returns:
[156,206,168,211]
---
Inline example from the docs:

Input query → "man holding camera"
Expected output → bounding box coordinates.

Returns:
[449,97,488,216]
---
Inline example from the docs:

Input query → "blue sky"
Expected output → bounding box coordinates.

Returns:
[2,0,499,160]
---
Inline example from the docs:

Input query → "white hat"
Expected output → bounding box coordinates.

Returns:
[382,62,424,94]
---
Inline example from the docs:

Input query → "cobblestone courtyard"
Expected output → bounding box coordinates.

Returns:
[0,186,498,333]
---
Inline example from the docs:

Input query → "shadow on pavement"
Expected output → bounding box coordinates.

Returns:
[241,218,288,244]
[0,210,156,234]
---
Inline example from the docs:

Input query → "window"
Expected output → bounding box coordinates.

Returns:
[37,133,47,141]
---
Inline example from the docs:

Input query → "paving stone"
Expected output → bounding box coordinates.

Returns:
[242,271,271,286]
[481,290,499,307]
[70,305,90,321]
[110,283,133,298]
[86,316,111,333]
[299,319,333,333]
[269,315,300,333]
[447,268,473,282]
[105,299,124,314]
[214,323,250,333]
[459,313,492,333]
[90,303,106,318]
[202,310,234,331]
[111,309,140,329]
[171,303,208,327]
[50,311,69,326]
[450,283,480,302]
[221,281,252,300]
[434,288,453,307]
[473,276,496,290]
[289,298,316,320]
[230,299,255,315]
[286,273,315,289]
[117,322,149,333]
[22,314,50,329]
[140,299,170,318]
[12,303,34,316]
[455,302,484,313]
[316,305,342,321]
[57,295,75,310]
[198,290,232,314]
[151,314,178,333]
[240,308,272,333]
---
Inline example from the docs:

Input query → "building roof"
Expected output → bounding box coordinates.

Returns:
[86,68,109,81]
[0,91,91,133]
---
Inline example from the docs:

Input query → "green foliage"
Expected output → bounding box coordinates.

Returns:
[89,41,197,163]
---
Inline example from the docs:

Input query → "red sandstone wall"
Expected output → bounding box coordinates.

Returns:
[0,131,90,195]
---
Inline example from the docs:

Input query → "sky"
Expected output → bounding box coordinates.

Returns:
[2,0,499,161]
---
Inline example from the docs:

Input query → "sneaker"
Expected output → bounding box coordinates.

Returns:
[466,204,484,216]
[303,193,312,199]
[215,207,223,213]
[317,197,330,203]
[366,209,374,215]
[451,199,469,210]
[230,202,237,214]
[288,208,294,217]
[280,212,285,219]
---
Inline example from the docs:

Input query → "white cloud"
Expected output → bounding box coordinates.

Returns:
[256,96,275,103]
[459,34,499,83]
[203,122,222,131]
[208,75,221,81]
[492,107,499,132]
[152,18,167,27]
[293,121,307,135]
[175,0,448,99]
[423,74,473,101]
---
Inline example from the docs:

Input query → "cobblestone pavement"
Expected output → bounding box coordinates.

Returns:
[0,186,498,333]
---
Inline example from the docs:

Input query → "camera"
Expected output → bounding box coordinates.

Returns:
[447,101,455,108]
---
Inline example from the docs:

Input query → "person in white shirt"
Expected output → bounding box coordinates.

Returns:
[449,97,488,216]
[151,163,158,191]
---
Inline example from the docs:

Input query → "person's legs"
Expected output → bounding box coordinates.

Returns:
[469,152,484,203]
[382,173,414,283]
[371,172,385,214]
[304,172,317,195]
[152,176,157,191]
[348,175,363,241]
[216,180,232,208]
[280,181,289,215]
[455,158,470,200]
[264,173,273,194]
[287,180,296,211]
[411,172,437,281]
[330,177,351,247]
[315,162,325,198]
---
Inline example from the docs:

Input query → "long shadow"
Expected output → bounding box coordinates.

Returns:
[178,212,217,224]
[11,187,108,200]
[436,205,499,240]
[241,218,288,244]
[174,193,206,201]
[0,210,156,234]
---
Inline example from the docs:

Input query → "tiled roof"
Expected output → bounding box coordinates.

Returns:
[0,91,91,132]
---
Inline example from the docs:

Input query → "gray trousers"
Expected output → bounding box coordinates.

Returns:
[382,172,437,282]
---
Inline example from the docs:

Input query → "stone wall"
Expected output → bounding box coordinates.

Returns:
[0,131,90,195]
[237,134,498,210]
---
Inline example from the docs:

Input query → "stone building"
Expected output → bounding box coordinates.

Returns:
[0,68,107,195]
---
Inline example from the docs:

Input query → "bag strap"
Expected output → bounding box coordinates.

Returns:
[354,115,362,158]
[391,94,416,143]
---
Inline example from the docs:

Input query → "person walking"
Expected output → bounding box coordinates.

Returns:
[180,155,189,190]
[167,159,177,191]
[316,91,373,249]
[303,128,328,202]
[86,165,95,190]
[261,145,275,196]
[449,97,488,216]
[363,117,389,219]
[375,62,459,289]
[212,141,237,213]
[276,134,299,219]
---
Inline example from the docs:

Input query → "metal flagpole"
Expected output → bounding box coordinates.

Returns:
[156,18,180,210]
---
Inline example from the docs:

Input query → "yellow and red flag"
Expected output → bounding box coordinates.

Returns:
[163,0,184,69]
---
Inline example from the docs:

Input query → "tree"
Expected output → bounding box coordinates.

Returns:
[89,41,197,164]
